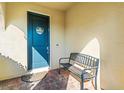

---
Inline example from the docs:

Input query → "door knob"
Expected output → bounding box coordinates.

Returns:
[47,46,49,54]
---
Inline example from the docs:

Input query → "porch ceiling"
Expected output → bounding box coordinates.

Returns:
[34,2,76,11]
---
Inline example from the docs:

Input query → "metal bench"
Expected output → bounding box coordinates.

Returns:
[59,53,99,90]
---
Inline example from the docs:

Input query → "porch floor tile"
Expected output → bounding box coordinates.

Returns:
[0,69,95,90]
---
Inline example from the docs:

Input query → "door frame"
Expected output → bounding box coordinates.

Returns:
[27,11,50,70]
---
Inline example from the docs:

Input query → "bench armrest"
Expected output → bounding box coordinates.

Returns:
[82,66,98,74]
[59,57,70,64]
[84,66,98,71]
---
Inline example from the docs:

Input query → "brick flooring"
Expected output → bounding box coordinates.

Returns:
[0,69,95,90]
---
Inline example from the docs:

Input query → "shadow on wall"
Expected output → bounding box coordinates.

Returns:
[80,38,100,89]
[0,24,27,80]
[0,53,26,80]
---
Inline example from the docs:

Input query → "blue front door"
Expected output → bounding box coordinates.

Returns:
[27,12,50,70]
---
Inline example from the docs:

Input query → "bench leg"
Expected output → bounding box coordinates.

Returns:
[95,77,97,90]
[91,78,97,90]
[81,75,84,90]
[59,68,61,74]
[58,63,61,74]
[80,81,84,90]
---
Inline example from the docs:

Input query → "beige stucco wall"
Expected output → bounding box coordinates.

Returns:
[65,3,124,89]
[0,3,65,80]
[0,3,6,31]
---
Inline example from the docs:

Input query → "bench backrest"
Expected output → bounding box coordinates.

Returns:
[69,53,99,68]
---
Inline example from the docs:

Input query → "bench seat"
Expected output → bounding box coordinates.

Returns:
[60,63,72,68]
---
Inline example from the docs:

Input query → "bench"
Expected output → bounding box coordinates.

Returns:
[59,53,99,90]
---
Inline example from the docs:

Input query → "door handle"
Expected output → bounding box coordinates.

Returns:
[47,46,49,54]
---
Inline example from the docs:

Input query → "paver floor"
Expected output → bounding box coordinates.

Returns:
[0,69,95,90]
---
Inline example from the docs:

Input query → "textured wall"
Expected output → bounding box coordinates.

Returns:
[65,3,124,89]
